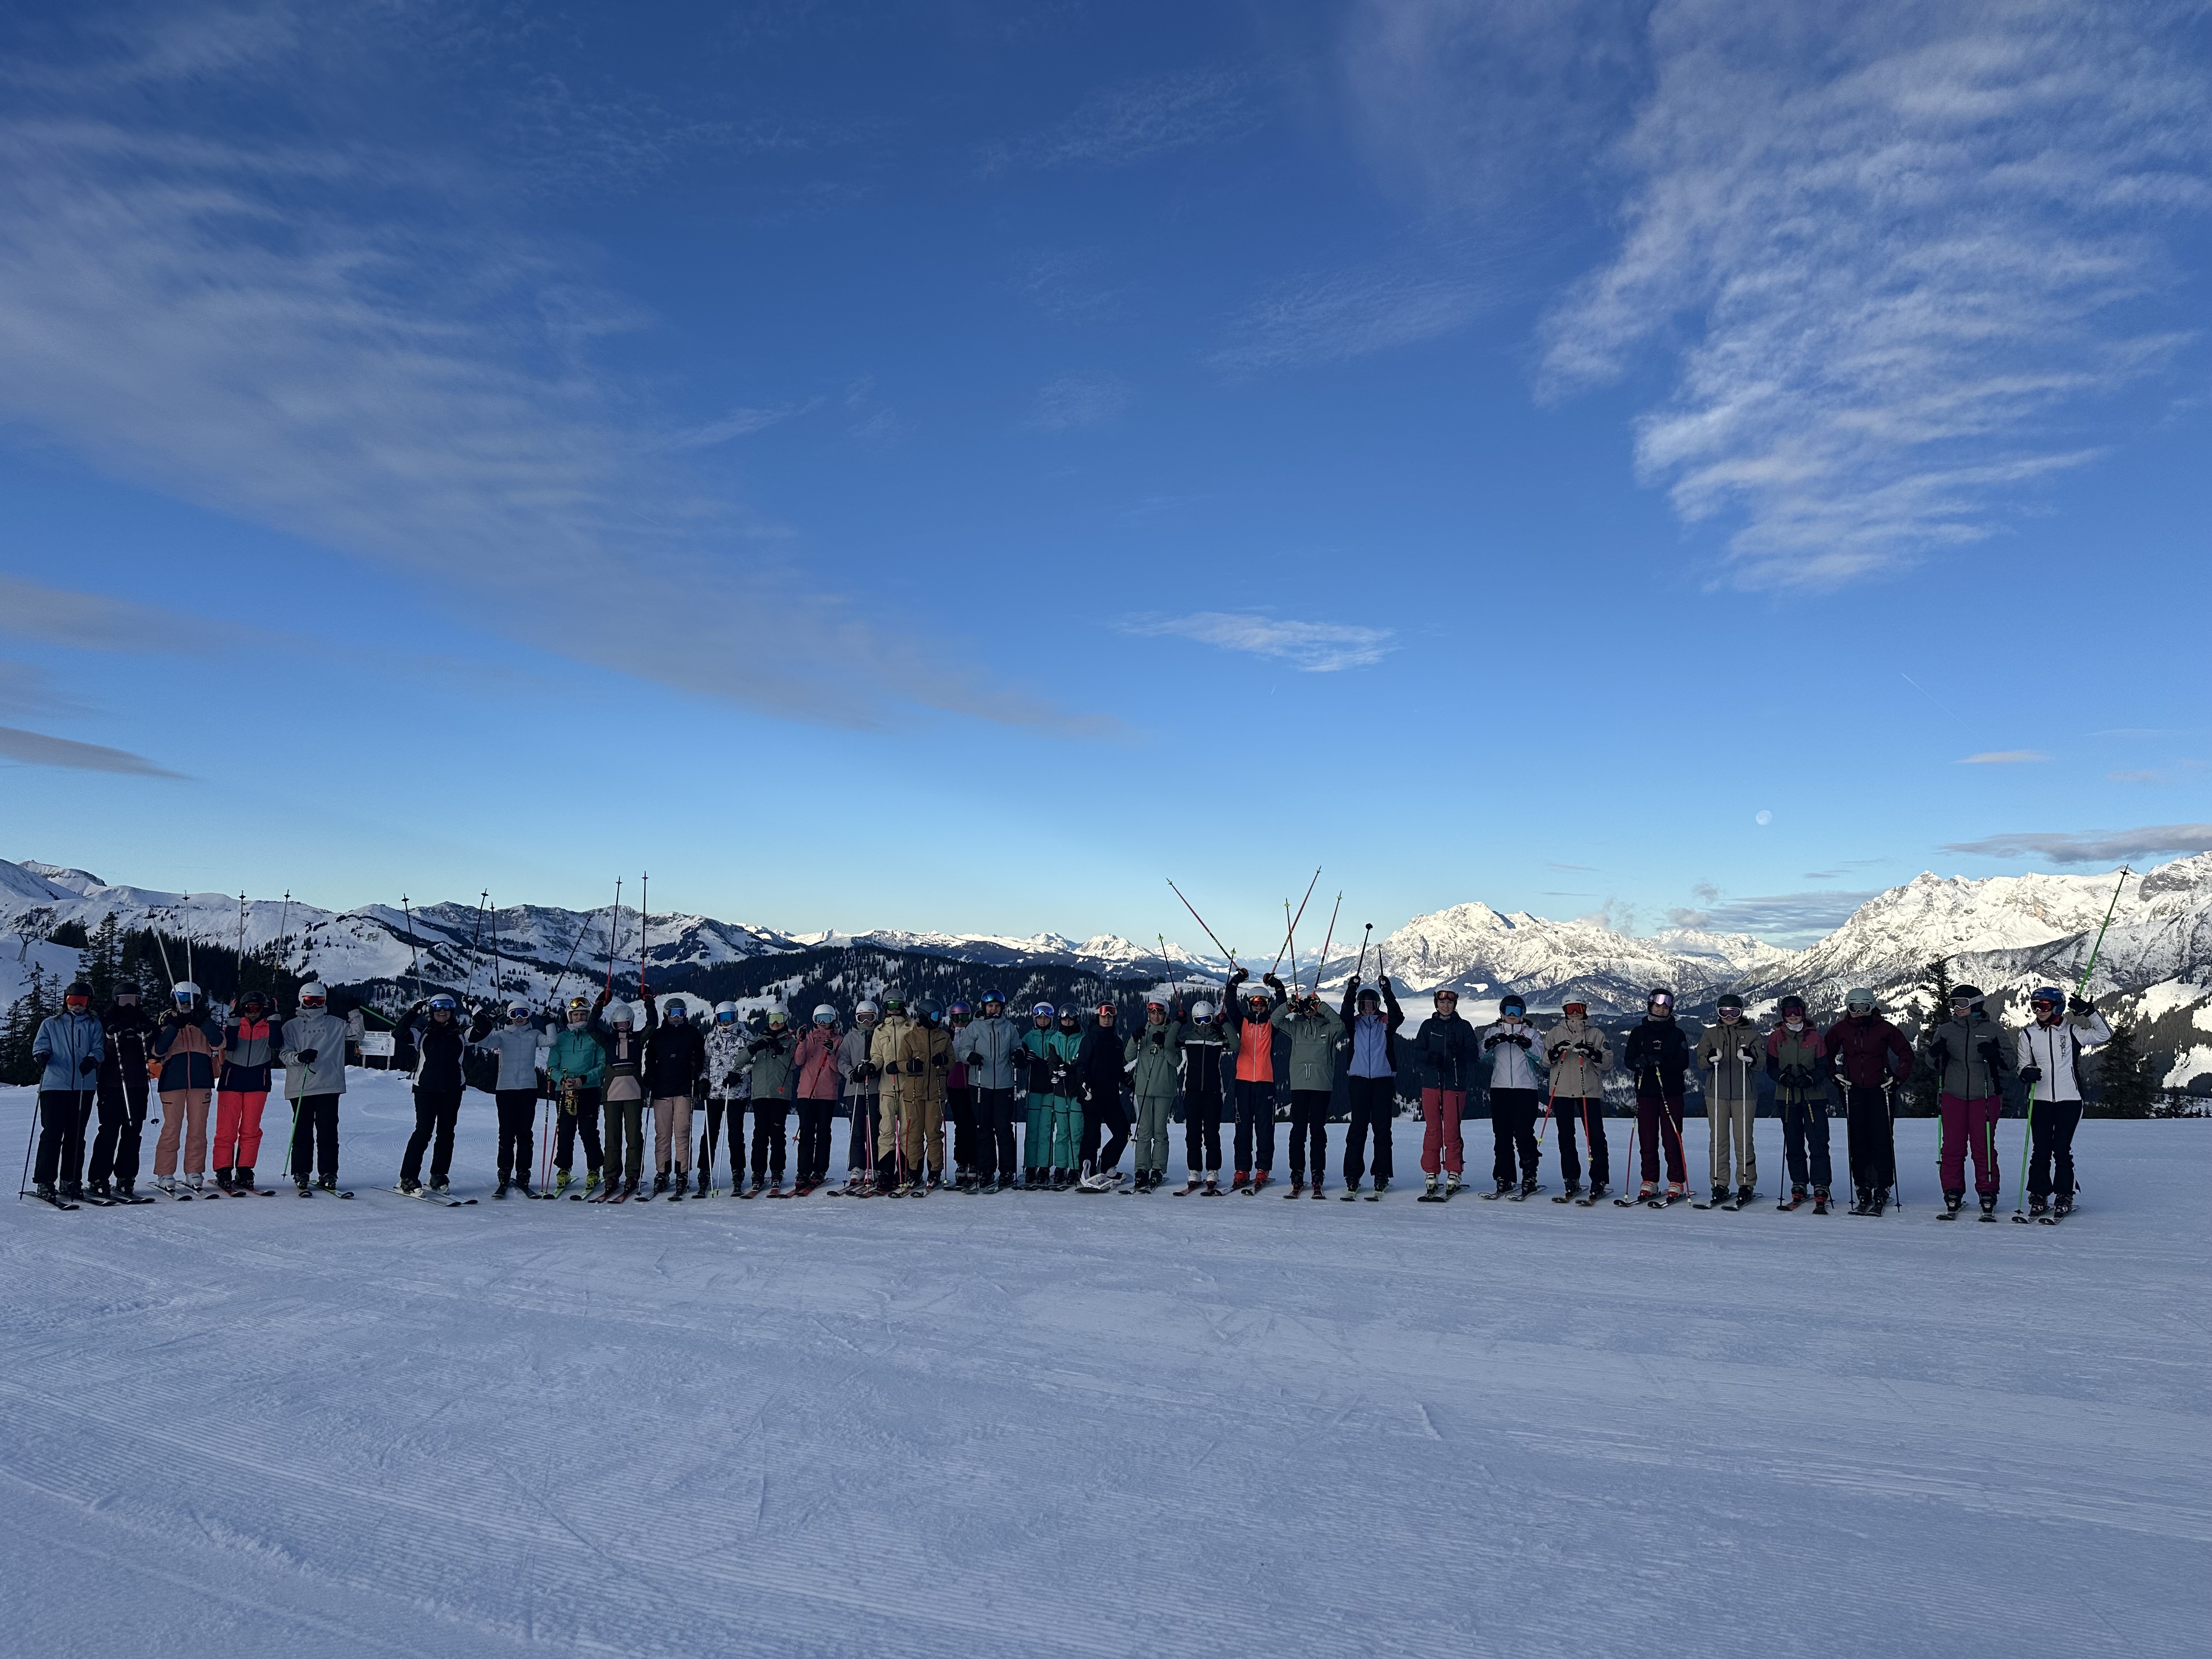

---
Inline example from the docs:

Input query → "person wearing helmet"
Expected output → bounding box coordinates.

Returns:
[279,983,352,1195]
[1124,997,1184,1193]
[1824,988,1913,1215]
[881,998,952,1193]
[639,991,707,1199]
[1694,994,1763,1208]
[837,1000,884,1193]
[1074,1001,1132,1192]
[1271,981,1343,1199]
[210,990,283,1193]
[395,994,470,1197]
[942,1001,978,1190]
[1621,988,1691,1204]
[1541,1000,1610,1202]
[1927,984,2014,1218]
[744,1009,797,1195]
[952,992,1023,1193]
[1477,992,1546,1199]
[1220,967,1288,1193]
[544,995,608,1197]
[1337,975,1402,1199]
[1412,986,1479,1200]
[469,1001,547,1198]
[28,979,103,1205]
[88,979,156,1201]
[1173,996,1228,1195]
[1018,1003,1062,1189]
[699,1003,748,1195]
[590,990,648,1200]
[1765,995,1834,1212]
[791,1005,843,1194]
[2015,986,2109,1220]
[150,981,223,1195]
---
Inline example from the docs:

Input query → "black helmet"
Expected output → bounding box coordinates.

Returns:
[1777,995,1807,1018]
[917,998,943,1026]
[1950,983,1984,1003]
[1716,992,1745,1011]
[116,979,141,997]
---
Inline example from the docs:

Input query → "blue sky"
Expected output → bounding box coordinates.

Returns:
[1,0,2208,950]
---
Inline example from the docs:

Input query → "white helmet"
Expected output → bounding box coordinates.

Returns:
[506,1001,529,1021]
[854,999,878,1021]
[297,982,328,1008]
[1190,1000,1216,1022]
[714,1001,739,1024]
[609,1002,635,1027]
[812,1004,837,1025]
[171,980,202,1007]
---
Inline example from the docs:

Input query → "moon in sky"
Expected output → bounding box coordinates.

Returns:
[1755,810,1773,826]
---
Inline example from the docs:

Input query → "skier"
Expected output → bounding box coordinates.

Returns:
[87,979,155,1201]
[397,994,469,1197]
[944,1000,978,1189]
[887,998,953,1192]
[1621,988,1691,1204]
[1765,995,1835,1211]
[150,981,222,1195]
[1074,1001,1133,1191]
[1541,1000,1610,1202]
[744,1009,797,1195]
[1272,983,1343,1198]
[837,1000,882,1193]
[591,992,648,1200]
[28,979,102,1205]
[701,1002,749,1194]
[952,991,1022,1192]
[1175,998,1227,1196]
[212,990,283,1193]
[2015,986,2111,1220]
[1045,1007,1088,1188]
[1927,984,2015,1220]
[868,994,923,1192]
[1694,993,1762,1207]
[471,1001,545,1198]
[544,994,608,1197]
[1824,988,1912,1214]
[1220,968,1286,1193]
[279,982,351,1195]
[1412,986,1479,1200]
[1125,996,1184,1193]
[1018,1003,1063,1189]
[1478,993,1545,1198]
[792,1005,843,1193]
[1338,975,1401,1199]
[640,992,706,1199]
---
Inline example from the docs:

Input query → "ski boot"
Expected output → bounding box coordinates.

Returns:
[2018,1195,2049,1223]
[1938,1189,1965,1220]
[399,1177,424,1197]
[670,1166,690,1202]
[1707,1184,1730,1209]
[2053,1193,2074,1218]
[1285,1176,1304,1199]
[1551,1181,1583,1204]
[1812,1187,1831,1215]
[60,1180,85,1204]
[1482,1178,1512,1200]
[1662,1181,1688,1207]
[1200,1172,1223,1197]
[1341,1178,1363,1201]
[1863,1186,1887,1216]
[35,1182,61,1206]
[1419,1175,1442,1201]
[1230,1170,1250,1194]
[1249,1171,1271,1195]
[515,1178,535,1199]
[1310,1175,1325,1199]
[1443,1174,1462,1199]
[296,1176,313,1197]
[1978,1193,1999,1222]
[494,1180,510,1200]
[582,1169,600,1197]
[238,1166,257,1193]
[1370,1178,1389,1200]
[214,1166,236,1194]
[1578,1182,1609,1206]
[317,1173,338,1194]
[1518,1177,1541,1199]
[429,1176,452,1196]
[85,1178,111,1201]
[1779,1184,1807,1211]
[651,1171,670,1199]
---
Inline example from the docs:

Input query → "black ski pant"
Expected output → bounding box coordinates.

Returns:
[973,1088,1017,1184]
[697,1098,735,1186]
[494,1088,538,1184]
[1183,1084,1223,1176]
[33,1090,94,1187]
[1554,1097,1609,1189]
[795,1099,834,1186]
[1635,1088,1689,1184]
[1288,1089,1330,1181]
[289,1094,341,1180]
[1084,1088,1131,1172]
[2028,1099,2085,1200]
[946,1085,978,1173]
[89,1075,149,1188]
[1781,1097,1833,1192]
[1843,1084,1897,1197]
[1232,1079,1277,1175]
[1489,1086,1541,1186]
[844,1093,879,1182]
[1342,1075,1395,1186]
[402,1088,464,1184]
[555,1086,603,1176]
[751,1101,788,1182]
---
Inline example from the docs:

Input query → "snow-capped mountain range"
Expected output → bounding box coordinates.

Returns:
[7,852,2211,1087]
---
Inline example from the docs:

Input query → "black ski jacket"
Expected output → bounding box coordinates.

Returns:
[97,1001,156,1100]
[642,1015,707,1098]
[1076,1024,1128,1102]
[1412,1013,1479,1092]
[1622,1018,1691,1092]
[409,1010,469,1094]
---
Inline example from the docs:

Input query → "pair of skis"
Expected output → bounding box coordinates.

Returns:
[393,1184,477,1207]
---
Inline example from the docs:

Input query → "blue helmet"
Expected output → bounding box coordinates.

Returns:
[980,990,1006,1009]
[2029,986,2064,1008]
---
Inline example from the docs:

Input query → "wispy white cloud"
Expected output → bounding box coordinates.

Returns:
[988,69,1259,172]
[1943,825,2212,863]
[1118,611,1395,673]
[1957,750,2049,765]
[1211,260,1492,371]
[0,725,183,778]
[1536,2,2211,587]
[1026,373,1132,432]
[1666,889,1881,944]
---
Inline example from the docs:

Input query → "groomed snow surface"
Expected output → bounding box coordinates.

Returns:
[3,1074,2205,1659]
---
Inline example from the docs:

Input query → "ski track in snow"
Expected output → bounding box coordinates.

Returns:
[1,1076,2205,1659]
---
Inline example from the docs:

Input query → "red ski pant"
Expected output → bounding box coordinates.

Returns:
[1420,1088,1465,1176]
[1939,1092,2002,1195]
[213,1090,269,1170]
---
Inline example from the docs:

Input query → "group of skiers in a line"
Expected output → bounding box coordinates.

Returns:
[23,968,2108,1222]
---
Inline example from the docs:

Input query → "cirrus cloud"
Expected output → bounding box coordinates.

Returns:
[1117,611,1396,673]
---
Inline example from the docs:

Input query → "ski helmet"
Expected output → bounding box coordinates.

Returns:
[566,993,591,1016]
[506,1001,530,1022]
[1245,985,1271,1007]
[910,1000,937,1026]
[1190,1000,1216,1022]
[980,991,1006,1011]
[1144,997,1167,1015]
[946,999,971,1022]
[1499,994,1526,1017]
[64,980,92,1008]
[1434,988,1458,1005]
[172,980,202,1008]
[1844,987,1876,1013]
[427,993,458,1013]
[812,1004,837,1025]
[298,982,328,1008]
[854,1000,878,1022]
[1562,1000,1588,1017]
[1716,992,1745,1012]
[609,1002,634,1027]
[882,993,907,1013]
[662,998,686,1022]
[2029,986,2064,1009]
[1057,1010,1080,1030]
[1647,988,1674,1013]
[115,980,141,1001]
[1778,995,1807,1020]
[1031,1002,1056,1020]
[1096,1001,1116,1018]
[1357,986,1381,1009]
[1950,984,1983,1005]
[714,1001,739,1024]
[768,1008,789,1027]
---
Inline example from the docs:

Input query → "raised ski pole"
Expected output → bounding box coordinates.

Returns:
[1352,922,1373,986]
[544,903,603,1012]
[602,878,623,1001]
[1166,879,1239,974]
[277,891,292,978]
[488,894,503,1008]
[400,897,423,1003]
[1271,867,1322,977]
[1314,892,1342,996]
[233,892,248,1000]
[637,872,649,996]
[1156,934,1178,1009]
[2021,865,2131,1213]
[1280,899,1297,994]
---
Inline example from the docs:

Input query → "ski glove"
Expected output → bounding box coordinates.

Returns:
[2018,1065,2042,1084]
[2068,995,2093,1017]
[1510,1034,1531,1049]
[1976,1040,2000,1065]
[904,1058,924,1075]
[1483,1034,1506,1051]
[295,1048,318,1064]
[1928,1040,1950,1067]
[1150,1031,1166,1049]
[933,1052,950,1070]
[79,1055,99,1074]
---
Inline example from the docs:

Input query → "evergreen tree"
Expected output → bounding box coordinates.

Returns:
[2091,1020,2158,1119]
[81,912,122,1006]
[1,966,54,1085]
[1903,955,1952,1117]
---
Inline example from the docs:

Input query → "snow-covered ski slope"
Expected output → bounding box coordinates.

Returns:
[2,1074,2205,1659]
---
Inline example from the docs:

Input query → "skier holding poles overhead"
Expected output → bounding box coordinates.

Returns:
[1338,960,1402,1200]
[1220,967,1286,1193]
[1694,993,1762,1209]
[1621,988,1691,1206]
[1824,988,1912,1215]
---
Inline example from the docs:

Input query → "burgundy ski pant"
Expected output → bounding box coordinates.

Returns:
[1939,1092,2002,1195]
[1636,1088,1688,1185]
